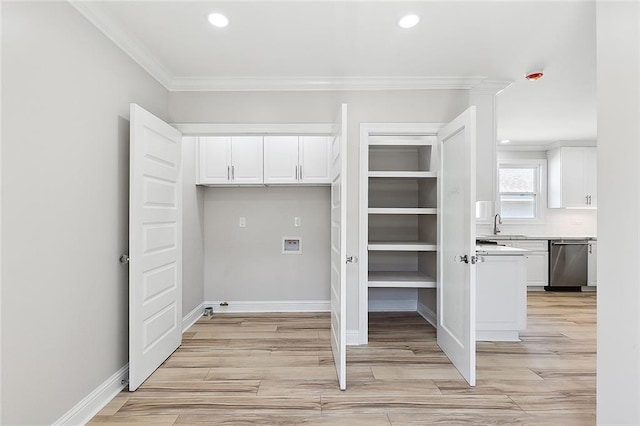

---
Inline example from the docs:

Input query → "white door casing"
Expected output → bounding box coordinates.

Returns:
[129,104,183,391]
[330,104,348,390]
[437,107,477,386]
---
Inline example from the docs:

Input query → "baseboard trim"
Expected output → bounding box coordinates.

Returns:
[205,300,331,313]
[417,301,437,328]
[368,299,417,312]
[52,363,128,426]
[346,329,361,346]
[182,302,204,332]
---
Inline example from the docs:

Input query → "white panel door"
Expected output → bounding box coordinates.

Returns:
[300,136,331,184]
[129,104,183,391]
[231,136,264,184]
[437,107,477,386]
[264,136,299,184]
[330,104,348,390]
[198,137,231,184]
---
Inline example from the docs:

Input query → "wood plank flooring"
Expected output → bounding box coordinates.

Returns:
[90,292,596,425]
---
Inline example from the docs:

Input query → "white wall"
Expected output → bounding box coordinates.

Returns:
[477,150,597,237]
[596,2,640,424]
[203,186,330,304]
[1,3,169,424]
[170,90,469,333]
[182,137,205,317]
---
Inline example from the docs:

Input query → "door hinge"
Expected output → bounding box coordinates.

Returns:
[346,255,359,264]
[455,255,483,264]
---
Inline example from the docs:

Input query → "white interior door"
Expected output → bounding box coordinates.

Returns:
[437,106,477,386]
[129,104,183,391]
[330,104,348,390]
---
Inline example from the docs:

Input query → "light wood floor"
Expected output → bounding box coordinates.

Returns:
[90,292,596,425]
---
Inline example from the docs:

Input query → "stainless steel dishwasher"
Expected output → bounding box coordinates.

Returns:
[546,239,589,291]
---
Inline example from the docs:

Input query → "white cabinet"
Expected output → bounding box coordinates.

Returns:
[198,136,263,185]
[489,239,548,288]
[588,241,597,286]
[548,147,597,208]
[263,136,330,185]
[476,254,527,341]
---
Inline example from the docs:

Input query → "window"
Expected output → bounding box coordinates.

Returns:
[498,159,546,221]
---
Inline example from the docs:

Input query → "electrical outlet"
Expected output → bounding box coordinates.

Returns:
[239,217,246,228]
[294,216,301,227]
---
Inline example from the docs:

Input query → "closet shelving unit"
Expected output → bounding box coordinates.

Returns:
[364,135,439,289]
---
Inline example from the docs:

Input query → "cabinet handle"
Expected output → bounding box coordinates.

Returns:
[227,166,230,181]
[586,195,589,205]
[295,165,298,180]
[232,165,235,180]
[589,195,592,205]
[300,165,303,179]
[589,243,593,254]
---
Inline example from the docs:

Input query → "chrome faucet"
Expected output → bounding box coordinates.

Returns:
[493,213,502,235]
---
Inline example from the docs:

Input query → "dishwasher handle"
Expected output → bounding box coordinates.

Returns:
[551,241,589,245]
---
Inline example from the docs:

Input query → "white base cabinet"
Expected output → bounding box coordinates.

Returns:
[588,241,597,286]
[494,239,548,288]
[476,254,527,341]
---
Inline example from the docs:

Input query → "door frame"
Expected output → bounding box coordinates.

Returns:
[357,123,445,345]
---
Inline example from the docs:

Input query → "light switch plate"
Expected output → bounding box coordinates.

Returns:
[294,217,301,227]
[239,217,246,228]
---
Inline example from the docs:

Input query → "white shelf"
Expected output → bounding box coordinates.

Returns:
[368,171,437,178]
[368,271,436,288]
[368,140,436,147]
[368,208,436,215]
[368,241,437,251]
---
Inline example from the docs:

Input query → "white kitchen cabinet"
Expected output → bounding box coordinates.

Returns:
[496,239,548,288]
[548,147,597,208]
[476,252,527,341]
[263,136,330,185]
[198,136,263,185]
[588,241,597,286]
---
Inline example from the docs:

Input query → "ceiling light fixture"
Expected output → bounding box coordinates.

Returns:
[398,14,420,29]
[500,139,511,144]
[525,70,544,81]
[208,13,229,28]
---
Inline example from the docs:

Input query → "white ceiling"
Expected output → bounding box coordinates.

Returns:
[72,1,597,145]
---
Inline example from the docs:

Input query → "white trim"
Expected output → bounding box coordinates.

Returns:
[170,76,489,92]
[182,303,204,333]
[205,300,330,313]
[52,364,128,426]
[497,140,597,152]
[477,331,521,342]
[469,80,513,95]
[69,2,173,89]
[417,300,437,328]
[173,123,333,136]
[346,330,362,346]
[368,299,418,312]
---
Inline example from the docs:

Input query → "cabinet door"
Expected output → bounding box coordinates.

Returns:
[561,148,588,207]
[525,252,549,287]
[585,148,597,207]
[299,136,330,184]
[231,136,264,184]
[198,136,231,184]
[588,242,597,286]
[264,136,298,184]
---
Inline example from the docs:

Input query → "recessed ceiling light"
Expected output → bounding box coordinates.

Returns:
[398,14,420,29]
[500,139,511,144]
[208,13,229,28]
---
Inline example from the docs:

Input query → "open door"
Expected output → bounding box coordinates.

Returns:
[437,107,477,386]
[129,104,183,391]
[330,104,348,390]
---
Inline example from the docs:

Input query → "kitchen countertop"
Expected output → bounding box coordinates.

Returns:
[476,244,530,255]
[477,235,597,241]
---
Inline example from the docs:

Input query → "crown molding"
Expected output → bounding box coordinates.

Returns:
[169,76,489,92]
[69,1,173,89]
[470,80,513,95]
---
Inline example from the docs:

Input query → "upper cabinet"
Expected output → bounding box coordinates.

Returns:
[198,136,264,185]
[263,136,330,185]
[548,147,597,208]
